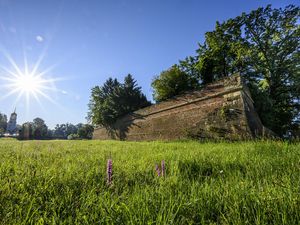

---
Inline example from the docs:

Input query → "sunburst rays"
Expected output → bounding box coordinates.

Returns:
[0,49,64,111]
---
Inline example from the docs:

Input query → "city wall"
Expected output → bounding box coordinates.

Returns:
[93,75,266,141]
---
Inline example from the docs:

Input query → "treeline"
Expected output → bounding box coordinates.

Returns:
[50,123,94,140]
[18,118,94,140]
[88,4,300,137]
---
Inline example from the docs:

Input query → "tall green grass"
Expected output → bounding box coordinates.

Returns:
[0,139,299,224]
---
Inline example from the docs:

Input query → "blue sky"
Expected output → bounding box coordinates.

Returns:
[0,0,297,128]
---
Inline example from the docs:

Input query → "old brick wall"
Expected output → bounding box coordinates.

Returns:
[93,75,265,141]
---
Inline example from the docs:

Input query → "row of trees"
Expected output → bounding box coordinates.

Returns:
[1,111,94,140]
[19,118,48,140]
[18,118,94,140]
[151,5,300,136]
[51,123,94,140]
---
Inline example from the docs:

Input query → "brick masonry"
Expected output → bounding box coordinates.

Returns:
[93,74,267,141]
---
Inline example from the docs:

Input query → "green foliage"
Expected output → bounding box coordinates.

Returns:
[67,133,80,140]
[242,5,300,135]
[0,139,299,224]
[18,122,34,139]
[32,117,48,139]
[196,19,248,84]
[53,123,78,139]
[0,112,7,134]
[178,56,201,87]
[77,124,94,139]
[50,123,93,140]
[18,121,94,140]
[88,74,151,127]
[151,4,300,136]
[248,82,274,129]
[151,65,197,102]
[18,118,48,140]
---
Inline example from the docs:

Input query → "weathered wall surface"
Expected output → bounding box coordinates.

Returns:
[93,75,265,141]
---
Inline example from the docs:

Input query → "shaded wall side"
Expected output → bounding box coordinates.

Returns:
[241,86,264,137]
[241,86,276,137]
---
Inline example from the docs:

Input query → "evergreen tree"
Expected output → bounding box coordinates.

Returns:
[88,74,151,128]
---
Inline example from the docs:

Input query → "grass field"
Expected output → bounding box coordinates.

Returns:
[0,139,299,224]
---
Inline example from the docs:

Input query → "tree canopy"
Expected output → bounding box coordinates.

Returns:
[151,4,300,136]
[88,74,151,127]
[151,65,198,102]
[32,118,48,139]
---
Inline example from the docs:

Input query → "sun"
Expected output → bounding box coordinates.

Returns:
[11,73,44,94]
[0,52,61,107]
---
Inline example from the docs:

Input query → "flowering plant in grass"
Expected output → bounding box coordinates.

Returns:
[155,160,165,177]
[155,164,161,177]
[107,159,113,185]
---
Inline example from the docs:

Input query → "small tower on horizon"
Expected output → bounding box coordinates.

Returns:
[6,108,17,135]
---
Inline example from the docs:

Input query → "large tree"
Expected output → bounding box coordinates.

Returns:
[196,18,249,84]
[152,4,300,135]
[242,5,300,134]
[88,78,120,127]
[198,5,300,135]
[88,74,151,127]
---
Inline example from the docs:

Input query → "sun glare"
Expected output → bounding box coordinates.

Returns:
[13,73,44,93]
[0,52,62,108]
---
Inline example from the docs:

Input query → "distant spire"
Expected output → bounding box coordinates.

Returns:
[13,107,16,114]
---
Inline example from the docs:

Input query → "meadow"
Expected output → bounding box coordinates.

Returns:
[0,139,299,224]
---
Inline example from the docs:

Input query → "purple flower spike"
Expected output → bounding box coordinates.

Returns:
[107,159,113,185]
[161,160,165,177]
[155,164,161,177]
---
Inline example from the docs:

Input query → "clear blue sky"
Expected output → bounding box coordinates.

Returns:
[0,0,297,128]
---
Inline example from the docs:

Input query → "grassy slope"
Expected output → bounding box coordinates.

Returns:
[0,139,299,224]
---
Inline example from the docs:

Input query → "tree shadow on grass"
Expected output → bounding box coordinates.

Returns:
[178,160,247,181]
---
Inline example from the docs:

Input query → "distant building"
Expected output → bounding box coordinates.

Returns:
[6,109,17,135]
